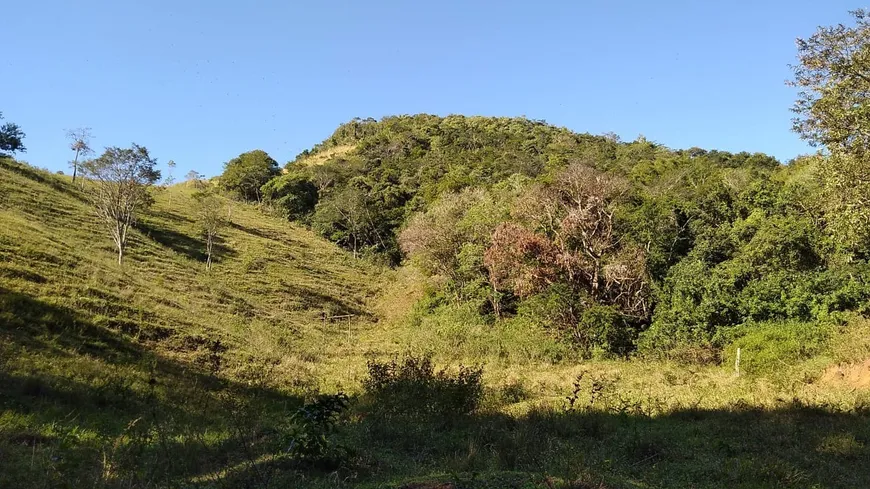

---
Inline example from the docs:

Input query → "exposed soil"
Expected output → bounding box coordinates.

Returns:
[821,359,870,390]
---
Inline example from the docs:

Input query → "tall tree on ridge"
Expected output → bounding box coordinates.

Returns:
[66,128,93,183]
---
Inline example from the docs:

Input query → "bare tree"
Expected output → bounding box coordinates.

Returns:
[164,160,177,206]
[487,162,650,318]
[186,170,206,189]
[82,144,160,265]
[66,128,93,183]
[193,190,226,270]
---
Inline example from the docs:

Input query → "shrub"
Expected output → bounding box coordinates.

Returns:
[280,393,350,466]
[516,283,583,332]
[362,354,483,419]
[723,321,835,376]
[516,289,635,357]
[261,172,318,220]
[575,305,636,358]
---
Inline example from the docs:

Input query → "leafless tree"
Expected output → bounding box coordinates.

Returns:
[66,127,93,183]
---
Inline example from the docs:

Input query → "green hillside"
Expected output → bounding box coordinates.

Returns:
[7,7,870,488]
[0,157,384,487]
[3,152,870,488]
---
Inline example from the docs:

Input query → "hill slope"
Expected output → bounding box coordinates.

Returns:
[0,158,382,487]
[3,156,870,489]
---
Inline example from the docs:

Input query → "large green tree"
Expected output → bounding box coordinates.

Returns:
[220,150,279,202]
[790,10,870,253]
[0,112,26,156]
[790,9,870,153]
[261,172,318,219]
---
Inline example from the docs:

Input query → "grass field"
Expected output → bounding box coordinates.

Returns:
[2,158,869,488]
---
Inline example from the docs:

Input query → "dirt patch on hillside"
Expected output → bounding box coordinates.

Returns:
[821,359,870,390]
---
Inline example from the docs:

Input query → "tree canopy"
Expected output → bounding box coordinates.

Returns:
[220,149,279,201]
[82,144,161,265]
[0,112,26,156]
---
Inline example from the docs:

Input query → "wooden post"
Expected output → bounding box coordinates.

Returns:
[735,348,741,377]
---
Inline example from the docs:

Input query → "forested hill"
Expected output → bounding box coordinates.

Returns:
[228,114,869,360]
[285,114,782,263]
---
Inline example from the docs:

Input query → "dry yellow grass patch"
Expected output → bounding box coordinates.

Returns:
[294,144,356,167]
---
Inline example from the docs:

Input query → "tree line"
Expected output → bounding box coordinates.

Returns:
[214,10,870,359]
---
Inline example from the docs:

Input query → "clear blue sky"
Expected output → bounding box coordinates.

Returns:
[2,1,858,177]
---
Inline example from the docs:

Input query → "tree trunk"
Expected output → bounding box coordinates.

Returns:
[118,246,124,265]
[72,149,80,183]
[206,235,214,270]
[205,236,212,270]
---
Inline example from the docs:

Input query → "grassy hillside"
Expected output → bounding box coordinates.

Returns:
[0,158,383,487]
[3,157,870,489]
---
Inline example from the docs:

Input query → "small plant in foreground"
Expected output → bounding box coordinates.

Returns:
[282,393,350,465]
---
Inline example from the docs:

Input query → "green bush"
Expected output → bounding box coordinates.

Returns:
[362,354,483,419]
[219,149,279,201]
[723,321,835,376]
[280,393,350,467]
[576,305,636,358]
[261,172,318,220]
[516,283,583,333]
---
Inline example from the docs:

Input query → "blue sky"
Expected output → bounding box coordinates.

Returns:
[2,1,857,177]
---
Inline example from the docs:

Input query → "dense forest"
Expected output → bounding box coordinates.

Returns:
[218,113,868,361]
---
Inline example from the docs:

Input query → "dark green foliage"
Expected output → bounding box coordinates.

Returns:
[261,172,318,219]
[281,393,350,465]
[576,305,636,358]
[0,112,26,156]
[220,149,279,201]
[310,185,398,260]
[362,354,483,419]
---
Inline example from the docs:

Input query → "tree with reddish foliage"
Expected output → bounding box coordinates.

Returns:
[486,162,650,320]
[484,222,560,298]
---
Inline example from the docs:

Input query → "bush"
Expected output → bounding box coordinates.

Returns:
[362,354,483,419]
[516,283,583,332]
[723,321,835,376]
[575,305,636,358]
[261,172,318,220]
[280,393,350,466]
[516,288,635,357]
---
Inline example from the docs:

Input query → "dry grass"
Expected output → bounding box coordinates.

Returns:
[293,144,357,167]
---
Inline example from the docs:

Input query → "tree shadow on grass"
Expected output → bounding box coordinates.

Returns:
[323,401,869,489]
[180,395,870,489]
[229,221,308,249]
[147,209,194,224]
[0,287,305,489]
[280,280,370,318]
[136,219,237,264]
[0,286,140,363]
